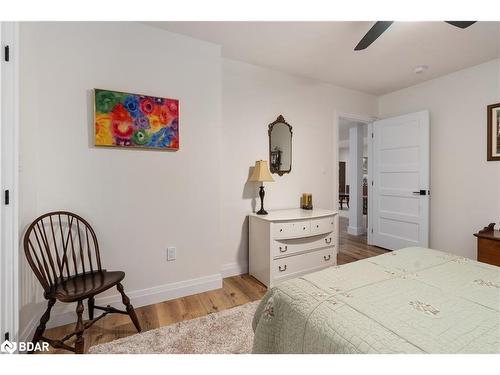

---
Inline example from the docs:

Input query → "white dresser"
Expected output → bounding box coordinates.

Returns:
[249,208,337,288]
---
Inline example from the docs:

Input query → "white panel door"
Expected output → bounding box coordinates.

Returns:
[370,111,429,250]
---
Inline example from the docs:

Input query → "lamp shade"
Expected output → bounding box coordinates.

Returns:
[249,160,274,182]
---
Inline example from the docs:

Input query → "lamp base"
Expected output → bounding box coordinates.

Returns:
[257,185,268,215]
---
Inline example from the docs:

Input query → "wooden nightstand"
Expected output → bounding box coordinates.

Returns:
[474,223,500,267]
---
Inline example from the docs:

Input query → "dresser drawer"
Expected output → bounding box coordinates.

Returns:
[272,247,334,281]
[310,216,335,236]
[272,233,334,259]
[272,220,311,239]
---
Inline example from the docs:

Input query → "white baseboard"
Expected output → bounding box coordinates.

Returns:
[33,273,223,330]
[221,262,248,278]
[347,226,365,236]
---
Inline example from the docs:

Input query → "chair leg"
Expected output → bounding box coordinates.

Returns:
[88,297,95,320]
[30,298,56,353]
[74,300,85,354]
[117,282,141,332]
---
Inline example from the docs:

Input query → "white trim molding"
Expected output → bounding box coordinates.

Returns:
[0,21,20,346]
[347,226,365,236]
[221,261,248,278]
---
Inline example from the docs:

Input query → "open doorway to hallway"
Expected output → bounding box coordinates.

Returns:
[337,116,385,261]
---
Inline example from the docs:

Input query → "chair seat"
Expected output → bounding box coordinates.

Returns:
[48,270,125,302]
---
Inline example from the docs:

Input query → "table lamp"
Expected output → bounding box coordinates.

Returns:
[249,160,274,215]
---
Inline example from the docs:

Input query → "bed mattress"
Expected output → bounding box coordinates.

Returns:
[252,247,500,353]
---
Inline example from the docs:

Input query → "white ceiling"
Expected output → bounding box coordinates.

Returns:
[147,21,500,95]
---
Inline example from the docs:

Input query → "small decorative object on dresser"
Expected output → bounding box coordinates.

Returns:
[249,160,274,215]
[249,208,337,287]
[300,193,313,210]
[474,222,500,266]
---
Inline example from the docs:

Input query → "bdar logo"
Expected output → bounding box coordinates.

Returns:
[1,339,17,354]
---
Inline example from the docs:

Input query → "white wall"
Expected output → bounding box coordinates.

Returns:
[18,22,222,336]
[379,59,500,259]
[220,59,377,273]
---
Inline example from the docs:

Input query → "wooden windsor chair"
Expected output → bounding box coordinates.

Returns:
[23,211,141,354]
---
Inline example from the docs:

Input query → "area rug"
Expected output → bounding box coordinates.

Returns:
[89,301,259,354]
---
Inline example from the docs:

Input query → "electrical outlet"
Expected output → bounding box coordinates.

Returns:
[167,247,176,261]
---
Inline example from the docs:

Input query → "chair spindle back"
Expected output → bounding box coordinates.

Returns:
[23,211,101,291]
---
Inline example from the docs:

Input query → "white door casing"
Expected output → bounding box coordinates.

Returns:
[0,21,19,345]
[369,111,430,250]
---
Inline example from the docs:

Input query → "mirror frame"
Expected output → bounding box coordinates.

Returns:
[268,115,293,176]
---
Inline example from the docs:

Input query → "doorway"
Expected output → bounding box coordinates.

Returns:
[337,118,369,232]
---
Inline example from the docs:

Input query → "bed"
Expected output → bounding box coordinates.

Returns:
[252,247,500,353]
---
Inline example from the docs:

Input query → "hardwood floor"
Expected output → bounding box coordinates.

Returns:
[42,274,267,354]
[337,216,388,264]
[43,218,387,354]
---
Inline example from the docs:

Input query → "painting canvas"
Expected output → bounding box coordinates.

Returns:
[487,103,500,161]
[94,89,179,150]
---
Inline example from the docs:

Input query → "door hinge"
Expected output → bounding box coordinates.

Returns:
[4,190,10,205]
[371,180,373,186]
[371,132,374,138]
[4,45,9,62]
[4,332,9,341]
[371,228,373,233]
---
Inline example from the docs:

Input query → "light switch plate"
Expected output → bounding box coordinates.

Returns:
[167,247,176,261]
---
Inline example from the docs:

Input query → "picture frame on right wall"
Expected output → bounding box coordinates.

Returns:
[487,102,500,161]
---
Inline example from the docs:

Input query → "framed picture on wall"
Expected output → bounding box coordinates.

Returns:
[94,88,179,151]
[487,102,500,161]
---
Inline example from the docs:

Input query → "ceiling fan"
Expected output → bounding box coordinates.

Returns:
[354,21,477,51]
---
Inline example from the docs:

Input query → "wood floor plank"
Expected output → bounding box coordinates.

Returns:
[198,288,234,314]
[222,278,252,306]
[155,298,186,326]
[179,294,209,320]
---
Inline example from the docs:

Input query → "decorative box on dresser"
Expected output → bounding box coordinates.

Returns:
[249,208,337,288]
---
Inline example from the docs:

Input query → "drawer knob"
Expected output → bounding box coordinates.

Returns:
[303,227,306,230]
[280,228,283,232]
[278,265,287,272]
[324,255,331,261]
[279,246,288,253]
[325,237,332,244]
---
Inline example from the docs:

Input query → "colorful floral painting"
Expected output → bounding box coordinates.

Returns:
[94,89,179,150]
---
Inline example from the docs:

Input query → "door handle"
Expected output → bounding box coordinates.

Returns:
[412,190,427,196]
[278,265,287,272]
[325,237,332,244]
[279,246,287,253]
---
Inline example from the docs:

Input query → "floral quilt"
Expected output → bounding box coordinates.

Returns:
[252,247,500,353]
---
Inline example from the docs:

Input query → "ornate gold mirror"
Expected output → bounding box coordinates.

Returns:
[268,115,292,176]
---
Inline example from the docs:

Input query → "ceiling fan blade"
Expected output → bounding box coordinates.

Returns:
[354,21,394,51]
[445,21,477,29]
